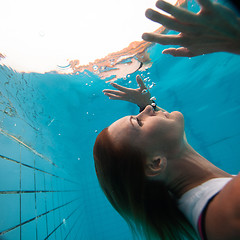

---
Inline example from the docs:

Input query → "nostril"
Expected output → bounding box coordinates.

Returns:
[144,105,155,115]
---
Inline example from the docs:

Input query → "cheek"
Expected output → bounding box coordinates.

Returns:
[148,118,184,146]
[138,113,185,143]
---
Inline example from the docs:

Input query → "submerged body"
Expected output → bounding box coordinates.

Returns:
[94,0,240,239]
[95,102,240,240]
[94,75,240,240]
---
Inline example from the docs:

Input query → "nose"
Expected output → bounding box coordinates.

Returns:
[138,105,155,117]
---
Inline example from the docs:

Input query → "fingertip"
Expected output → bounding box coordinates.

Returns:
[162,49,175,56]
[145,8,153,18]
[156,0,168,8]
[155,0,162,8]
[137,75,143,82]
[142,33,150,41]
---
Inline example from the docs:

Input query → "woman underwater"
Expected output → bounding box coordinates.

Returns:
[94,75,239,240]
[93,0,240,239]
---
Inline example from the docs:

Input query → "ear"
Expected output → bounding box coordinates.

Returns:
[145,156,167,179]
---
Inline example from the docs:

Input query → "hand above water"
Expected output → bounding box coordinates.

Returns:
[103,76,153,109]
[142,0,240,57]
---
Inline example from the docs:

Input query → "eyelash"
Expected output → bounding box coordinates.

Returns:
[134,117,143,127]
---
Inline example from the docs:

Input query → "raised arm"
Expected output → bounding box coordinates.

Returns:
[103,75,166,112]
[142,0,240,57]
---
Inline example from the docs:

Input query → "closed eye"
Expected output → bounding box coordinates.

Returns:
[130,116,143,127]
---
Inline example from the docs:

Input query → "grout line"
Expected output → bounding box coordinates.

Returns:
[60,183,65,239]
[0,190,79,194]
[46,205,81,240]
[57,179,63,240]
[64,209,83,240]
[19,146,22,240]
[34,155,38,240]
[51,177,57,240]
[44,174,49,236]
[0,197,81,236]
[0,128,58,167]
[72,216,83,240]
[0,154,80,185]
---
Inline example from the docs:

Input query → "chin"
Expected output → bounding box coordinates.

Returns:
[171,111,184,120]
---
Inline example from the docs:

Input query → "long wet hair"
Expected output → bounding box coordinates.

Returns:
[93,127,197,240]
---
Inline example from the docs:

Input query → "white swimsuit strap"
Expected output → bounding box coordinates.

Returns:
[178,177,233,233]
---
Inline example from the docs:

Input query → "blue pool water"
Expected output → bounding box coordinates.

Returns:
[1,7,240,237]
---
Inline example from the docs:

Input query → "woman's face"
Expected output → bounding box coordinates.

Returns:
[108,105,185,158]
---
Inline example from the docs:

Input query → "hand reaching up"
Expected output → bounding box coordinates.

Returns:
[103,76,153,109]
[142,0,240,57]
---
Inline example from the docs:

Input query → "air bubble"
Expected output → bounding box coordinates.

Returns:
[150,96,156,101]
[77,157,80,161]
[93,65,98,71]
[95,130,98,133]
[128,81,132,84]
[141,89,148,94]
[123,76,127,80]
[148,82,156,89]
[151,102,156,108]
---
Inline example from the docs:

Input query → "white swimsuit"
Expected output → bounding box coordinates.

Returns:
[178,177,233,236]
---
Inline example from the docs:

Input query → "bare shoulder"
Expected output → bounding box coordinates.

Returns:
[205,174,240,240]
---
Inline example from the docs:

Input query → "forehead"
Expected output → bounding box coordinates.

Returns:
[108,116,137,145]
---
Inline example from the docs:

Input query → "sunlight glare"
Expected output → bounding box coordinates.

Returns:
[1,0,176,73]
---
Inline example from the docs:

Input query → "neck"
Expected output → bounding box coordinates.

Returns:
[164,143,232,199]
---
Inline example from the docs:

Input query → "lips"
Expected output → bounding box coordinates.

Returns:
[163,111,170,118]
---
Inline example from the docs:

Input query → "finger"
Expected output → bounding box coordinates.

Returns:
[103,92,126,100]
[196,0,213,10]
[136,75,147,91]
[155,0,198,23]
[162,47,196,57]
[103,89,125,97]
[145,9,193,33]
[142,33,185,46]
[109,82,131,92]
